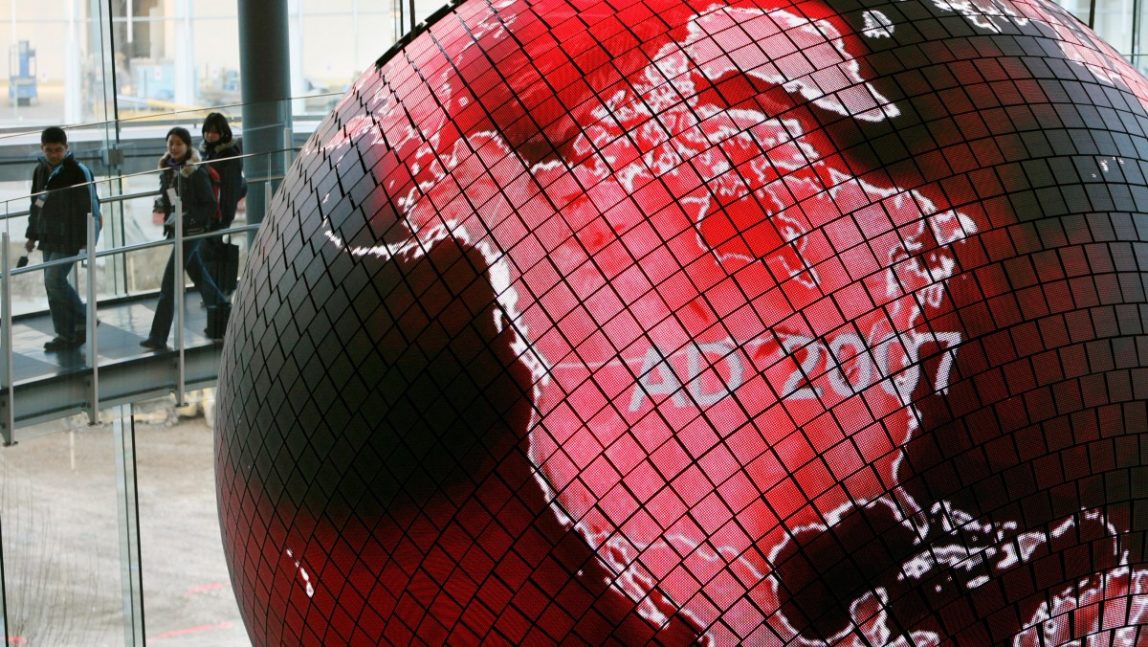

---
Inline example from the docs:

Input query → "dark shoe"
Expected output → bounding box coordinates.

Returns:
[139,338,167,351]
[44,335,84,352]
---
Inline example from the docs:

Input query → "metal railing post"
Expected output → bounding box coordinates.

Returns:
[173,193,186,407]
[283,125,294,175]
[1,232,13,445]
[1134,0,1143,69]
[264,180,274,224]
[86,213,99,425]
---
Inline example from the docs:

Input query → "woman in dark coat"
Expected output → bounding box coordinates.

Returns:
[199,112,245,294]
[200,112,244,226]
[140,127,229,350]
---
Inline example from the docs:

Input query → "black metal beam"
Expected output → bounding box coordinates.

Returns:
[238,0,292,228]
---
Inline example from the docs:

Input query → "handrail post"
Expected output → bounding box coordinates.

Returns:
[264,180,273,223]
[173,193,186,407]
[1,232,13,445]
[86,212,99,425]
[283,125,294,175]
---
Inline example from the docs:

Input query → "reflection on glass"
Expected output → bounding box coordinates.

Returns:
[0,1,403,128]
[0,402,246,645]
[133,393,246,645]
[0,415,124,645]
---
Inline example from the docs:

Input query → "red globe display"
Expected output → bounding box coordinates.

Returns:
[216,0,1148,644]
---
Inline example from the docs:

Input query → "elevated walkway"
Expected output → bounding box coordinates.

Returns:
[2,291,225,443]
[0,116,285,447]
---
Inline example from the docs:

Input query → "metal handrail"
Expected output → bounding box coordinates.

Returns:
[0,96,315,138]
[100,189,162,205]
[0,150,290,223]
[6,223,262,279]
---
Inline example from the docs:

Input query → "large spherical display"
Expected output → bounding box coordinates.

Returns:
[217,0,1148,644]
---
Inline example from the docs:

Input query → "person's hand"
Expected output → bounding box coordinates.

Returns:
[24,239,34,253]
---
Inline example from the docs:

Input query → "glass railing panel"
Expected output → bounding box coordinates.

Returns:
[0,401,248,645]
[0,415,127,645]
[121,244,172,305]
[132,392,248,645]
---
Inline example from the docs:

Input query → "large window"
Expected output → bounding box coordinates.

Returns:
[1057,0,1148,72]
[0,0,401,128]
[0,0,412,316]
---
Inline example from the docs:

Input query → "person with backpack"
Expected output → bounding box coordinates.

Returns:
[25,126,101,351]
[199,112,245,293]
[140,127,229,350]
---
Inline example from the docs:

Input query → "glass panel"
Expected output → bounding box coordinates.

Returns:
[0,402,246,644]
[133,392,246,644]
[108,0,241,115]
[0,0,114,129]
[414,0,447,24]
[1055,0,1136,55]
[0,415,126,644]
[1134,0,1148,74]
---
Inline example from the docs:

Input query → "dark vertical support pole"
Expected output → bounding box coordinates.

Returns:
[394,0,403,44]
[1133,0,1142,69]
[239,0,292,234]
[1088,0,1097,29]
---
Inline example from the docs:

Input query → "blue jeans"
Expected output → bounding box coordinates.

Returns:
[43,250,86,340]
[148,240,227,343]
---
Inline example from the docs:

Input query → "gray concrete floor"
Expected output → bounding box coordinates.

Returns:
[0,396,250,646]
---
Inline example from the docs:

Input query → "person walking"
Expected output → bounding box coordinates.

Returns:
[199,112,245,293]
[140,127,229,350]
[25,126,101,352]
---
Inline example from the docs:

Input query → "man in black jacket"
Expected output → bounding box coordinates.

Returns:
[24,127,101,351]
